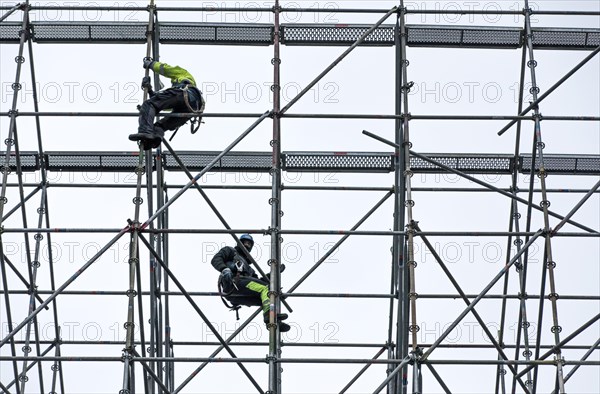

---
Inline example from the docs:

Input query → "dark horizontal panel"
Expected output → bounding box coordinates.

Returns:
[7,153,39,171]
[5,152,599,175]
[410,154,514,173]
[521,154,600,174]
[159,23,273,45]
[531,28,600,50]
[283,152,393,172]
[45,152,146,171]
[280,24,394,46]
[0,22,21,42]
[0,22,597,50]
[162,151,273,171]
[406,25,522,49]
[32,21,147,43]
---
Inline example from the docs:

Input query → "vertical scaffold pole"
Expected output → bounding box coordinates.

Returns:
[145,3,162,393]
[27,26,66,393]
[122,1,155,392]
[523,2,566,392]
[268,1,284,393]
[396,2,422,392]
[0,3,29,393]
[393,2,409,393]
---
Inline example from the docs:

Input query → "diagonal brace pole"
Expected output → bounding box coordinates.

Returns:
[551,336,600,393]
[423,363,452,394]
[414,223,531,393]
[516,312,600,379]
[2,256,47,309]
[363,130,597,234]
[143,110,271,228]
[408,150,597,234]
[372,355,412,394]
[420,230,543,361]
[0,2,23,22]
[131,349,171,393]
[551,178,600,235]
[138,234,264,394]
[339,346,387,394]
[0,230,127,348]
[280,7,397,114]
[288,190,393,293]
[497,45,600,136]
[161,139,293,313]
[174,308,262,394]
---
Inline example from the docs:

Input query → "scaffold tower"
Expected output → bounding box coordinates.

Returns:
[0,1,599,393]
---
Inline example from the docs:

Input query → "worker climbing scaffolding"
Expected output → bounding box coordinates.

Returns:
[129,59,205,150]
[212,234,291,332]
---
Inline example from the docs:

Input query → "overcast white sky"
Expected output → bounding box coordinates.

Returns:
[1,1,599,393]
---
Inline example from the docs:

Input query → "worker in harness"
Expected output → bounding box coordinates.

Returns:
[211,234,291,332]
[129,59,205,150]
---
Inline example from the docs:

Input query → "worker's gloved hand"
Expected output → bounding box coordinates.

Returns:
[220,268,234,293]
[143,58,156,70]
[141,76,152,90]
[223,268,234,280]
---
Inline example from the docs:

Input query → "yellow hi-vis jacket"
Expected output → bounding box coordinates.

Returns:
[151,61,197,87]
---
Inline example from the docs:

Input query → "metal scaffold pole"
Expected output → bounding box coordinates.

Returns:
[0,2,598,393]
[0,3,30,392]
[522,3,566,392]
[121,1,155,392]
[393,3,409,393]
[268,1,284,392]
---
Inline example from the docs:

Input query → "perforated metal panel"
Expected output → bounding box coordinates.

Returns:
[216,25,272,44]
[0,22,21,42]
[90,23,147,42]
[521,155,600,174]
[7,153,39,171]
[283,152,393,172]
[160,23,215,42]
[407,25,522,48]
[30,22,146,43]
[163,152,272,172]
[531,28,588,49]
[45,152,146,171]
[2,21,598,50]
[20,152,600,174]
[410,155,461,172]
[462,28,522,48]
[32,23,90,42]
[576,156,600,173]
[45,153,101,170]
[280,24,394,46]
[407,26,462,46]
[457,155,513,172]
[160,23,272,45]
[100,154,146,170]
[588,31,600,47]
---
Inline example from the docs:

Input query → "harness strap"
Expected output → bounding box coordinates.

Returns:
[218,272,241,320]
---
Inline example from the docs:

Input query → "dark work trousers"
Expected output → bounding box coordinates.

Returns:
[225,276,270,317]
[138,87,200,136]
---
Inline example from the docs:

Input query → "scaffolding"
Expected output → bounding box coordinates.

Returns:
[0,1,599,393]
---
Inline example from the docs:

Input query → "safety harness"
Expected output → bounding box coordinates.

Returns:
[168,82,206,141]
[217,253,246,320]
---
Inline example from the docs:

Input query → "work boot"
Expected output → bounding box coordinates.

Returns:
[128,131,162,150]
[264,312,291,332]
[263,313,288,323]
[264,321,291,333]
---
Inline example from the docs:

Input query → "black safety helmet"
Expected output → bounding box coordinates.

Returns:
[240,234,254,252]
